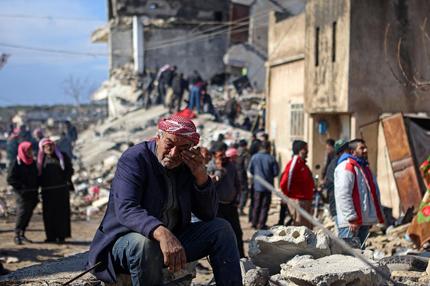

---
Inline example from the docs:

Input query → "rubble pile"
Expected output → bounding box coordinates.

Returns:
[209,85,265,129]
[366,223,417,258]
[0,252,196,286]
[92,63,146,117]
[69,105,251,220]
[242,225,430,286]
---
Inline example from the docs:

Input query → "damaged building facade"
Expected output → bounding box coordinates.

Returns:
[224,0,307,93]
[92,0,232,116]
[267,0,430,218]
[91,0,308,117]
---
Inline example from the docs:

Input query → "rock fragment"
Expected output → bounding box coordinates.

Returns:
[278,254,389,286]
[248,226,331,274]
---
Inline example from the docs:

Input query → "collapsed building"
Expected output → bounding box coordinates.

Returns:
[90,0,308,117]
[266,0,430,218]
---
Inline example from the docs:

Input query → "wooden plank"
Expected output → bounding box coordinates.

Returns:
[382,114,422,213]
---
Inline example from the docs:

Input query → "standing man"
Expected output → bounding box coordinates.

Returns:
[279,140,314,229]
[208,143,244,258]
[324,139,349,221]
[237,140,250,216]
[88,115,242,286]
[335,139,384,244]
[248,141,279,229]
[171,73,188,112]
[321,139,336,182]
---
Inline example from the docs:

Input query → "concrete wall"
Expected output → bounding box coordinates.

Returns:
[304,0,350,113]
[112,0,230,19]
[144,27,228,80]
[268,12,305,63]
[348,0,430,114]
[267,12,306,168]
[268,61,306,168]
[109,23,133,70]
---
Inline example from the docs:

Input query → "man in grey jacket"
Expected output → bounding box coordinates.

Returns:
[334,139,384,245]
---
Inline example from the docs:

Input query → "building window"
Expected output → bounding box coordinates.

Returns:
[290,103,304,139]
[315,27,320,66]
[213,11,223,22]
[332,22,336,62]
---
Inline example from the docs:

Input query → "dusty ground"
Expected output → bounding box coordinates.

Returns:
[0,192,282,283]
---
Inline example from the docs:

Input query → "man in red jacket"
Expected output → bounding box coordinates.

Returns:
[280,140,314,229]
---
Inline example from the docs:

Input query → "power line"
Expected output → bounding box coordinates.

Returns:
[0,8,278,58]
[0,14,104,23]
[0,42,107,57]
[145,7,273,48]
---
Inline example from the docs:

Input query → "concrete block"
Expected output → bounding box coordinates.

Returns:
[279,254,390,286]
[268,274,289,286]
[244,268,270,286]
[427,260,430,276]
[240,258,257,280]
[248,226,331,274]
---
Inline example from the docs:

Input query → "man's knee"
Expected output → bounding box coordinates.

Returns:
[124,233,161,258]
[114,232,163,268]
[209,218,236,240]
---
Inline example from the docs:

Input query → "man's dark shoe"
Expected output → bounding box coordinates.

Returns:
[44,238,56,243]
[14,236,23,245]
[20,234,33,243]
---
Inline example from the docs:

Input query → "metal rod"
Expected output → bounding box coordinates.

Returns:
[253,175,397,285]
[62,261,101,286]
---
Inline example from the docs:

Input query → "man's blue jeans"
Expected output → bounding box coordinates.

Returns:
[111,218,242,286]
[338,225,370,246]
[188,85,201,112]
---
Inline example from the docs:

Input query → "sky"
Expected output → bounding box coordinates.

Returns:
[0,0,108,106]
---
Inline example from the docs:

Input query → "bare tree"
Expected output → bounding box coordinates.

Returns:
[63,75,97,107]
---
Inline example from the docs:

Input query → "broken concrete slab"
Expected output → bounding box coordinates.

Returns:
[269,274,289,286]
[391,270,424,285]
[244,268,270,286]
[0,252,96,286]
[278,254,389,286]
[0,251,196,286]
[248,226,331,274]
[240,258,257,280]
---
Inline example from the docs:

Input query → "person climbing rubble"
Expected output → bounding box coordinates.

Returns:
[87,115,242,286]
[334,139,384,245]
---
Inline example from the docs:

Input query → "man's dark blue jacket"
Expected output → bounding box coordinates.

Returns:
[87,140,218,283]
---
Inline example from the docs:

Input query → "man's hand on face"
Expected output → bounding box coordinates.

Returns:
[153,226,187,273]
[181,147,208,186]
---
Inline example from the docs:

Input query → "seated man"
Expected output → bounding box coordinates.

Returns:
[87,115,242,286]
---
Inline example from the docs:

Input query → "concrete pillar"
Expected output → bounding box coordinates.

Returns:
[133,16,144,74]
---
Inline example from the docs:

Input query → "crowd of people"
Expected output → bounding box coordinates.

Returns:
[5,122,78,245]
[2,111,385,284]
[84,114,385,285]
[198,133,385,254]
[146,65,246,127]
